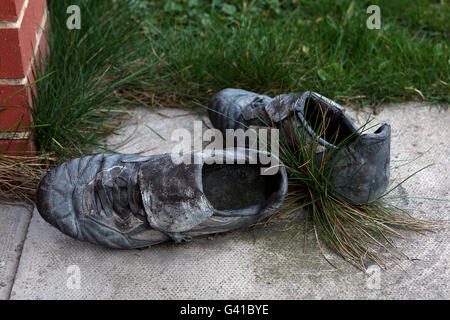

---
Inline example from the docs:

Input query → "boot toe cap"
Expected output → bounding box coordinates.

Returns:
[36,159,81,239]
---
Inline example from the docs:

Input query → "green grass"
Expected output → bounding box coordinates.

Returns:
[265,102,437,270]
[126,0,449,109]
[31,0,150,159]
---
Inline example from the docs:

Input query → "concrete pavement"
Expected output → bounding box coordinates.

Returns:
[1,103,448,299]
[0,203,32,299]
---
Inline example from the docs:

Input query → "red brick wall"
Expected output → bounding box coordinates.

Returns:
[0,0,48,154]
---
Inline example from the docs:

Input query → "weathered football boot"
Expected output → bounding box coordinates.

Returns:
[36,148,287,248]
[209,89,391,204]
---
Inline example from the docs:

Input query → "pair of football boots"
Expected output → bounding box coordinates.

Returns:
[36,89,390,248]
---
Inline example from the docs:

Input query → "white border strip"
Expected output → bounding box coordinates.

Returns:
[0,0,29,29]
[0,131,31,140]
[0,78,26,85]
[0,8,47,86]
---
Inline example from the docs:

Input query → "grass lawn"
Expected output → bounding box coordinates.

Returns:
[30,0,449,159]
[132,0,449,105]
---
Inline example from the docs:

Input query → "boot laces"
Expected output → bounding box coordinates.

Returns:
[92,164,144,220]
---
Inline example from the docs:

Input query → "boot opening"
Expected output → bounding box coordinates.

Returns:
[202,164,282,214]
[304,96,355,145]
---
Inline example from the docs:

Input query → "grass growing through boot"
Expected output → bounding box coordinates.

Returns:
[275,106,437,270]
[205,96,438,270]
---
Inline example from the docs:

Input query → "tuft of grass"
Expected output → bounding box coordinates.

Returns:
[273,100,438,270]
[0,153,56,203]
[32,0,151,159]
[204,93,439,270]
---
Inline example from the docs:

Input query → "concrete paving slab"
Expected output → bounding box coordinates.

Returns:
[103,107,206,155]
[0,203,32,300]
[10,104,449,299]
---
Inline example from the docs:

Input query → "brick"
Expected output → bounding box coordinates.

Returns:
[0,139,35,154]
[0,0,25,22]
[0,84,33,131]
[0,0,46,78]
[0,28,24,78]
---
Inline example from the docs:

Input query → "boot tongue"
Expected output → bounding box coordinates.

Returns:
[138,153,214,233]
[264,94,302,122]
[87,163,147,233]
